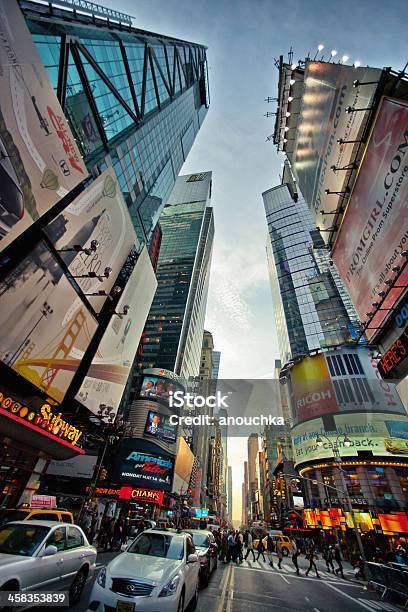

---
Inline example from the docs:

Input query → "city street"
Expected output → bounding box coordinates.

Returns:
[72,550,402,612]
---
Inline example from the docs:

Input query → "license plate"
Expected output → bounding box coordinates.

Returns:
[116,602,135,612]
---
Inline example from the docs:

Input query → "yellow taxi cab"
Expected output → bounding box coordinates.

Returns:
[269,533,292,556]
[0,506,74,526]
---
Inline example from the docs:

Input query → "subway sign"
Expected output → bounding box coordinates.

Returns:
[0,388,83,447]
[378,327,408,379]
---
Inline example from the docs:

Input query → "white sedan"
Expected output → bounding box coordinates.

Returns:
[0,521,96,606]
[88,528,200,612]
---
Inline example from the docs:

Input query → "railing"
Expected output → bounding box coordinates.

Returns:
[31,0,134,24]
[366,562,408,605]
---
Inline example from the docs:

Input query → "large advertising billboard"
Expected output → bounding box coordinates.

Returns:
[144,409,177,443]
[332,97,408,341]
[292,411,408,467]
[0,1,87,252]
[113,439,174,491]
[0,241,97,402]
[76,247,157,419]
[293,62,381,232]
[288,348,405,426]
[172,437,194,495]
[139,375,185,407]
[45,168,138,313]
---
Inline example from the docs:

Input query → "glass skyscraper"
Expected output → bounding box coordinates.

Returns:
[263,183,356,366]
[140,172,214,382]
[23,0,210,246]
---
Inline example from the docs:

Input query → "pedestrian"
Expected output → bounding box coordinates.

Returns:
[291,539,300,575]
[334,543,345,579]
[305,543,320,578]
[236,531,244,564]
[227,531,235,563]
[265,534,275,567]
[354,556,365,580]
[256,537,267,563]
[276,539,284,569]
[244,530,256,562]
[326,545,335,573]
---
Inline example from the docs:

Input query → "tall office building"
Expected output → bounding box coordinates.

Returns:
[24,0,210,247]
[242,461,249,527]
[263,183,355,366]
[195,330,214,505]
[141,172,214,381]
[227,465,233,521]
[212,351,221,379]
[247,433,259,521]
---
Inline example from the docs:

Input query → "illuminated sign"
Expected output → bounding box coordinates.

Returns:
[395,301,408,328]
[114,440,175,491]
[95,487,121,496]
[0,390,83,447]
[119,487,164,505]
[144,410,177,443]
[378,327,408,379]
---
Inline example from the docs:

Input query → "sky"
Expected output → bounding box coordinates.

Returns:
[103,0,408,523]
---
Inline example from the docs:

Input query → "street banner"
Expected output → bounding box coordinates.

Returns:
[0,0,87,252]
[293,61,381,232]
[76,247,157,419]
[333,97,408,340]
[0,240,97,402]
[45,168,138,312]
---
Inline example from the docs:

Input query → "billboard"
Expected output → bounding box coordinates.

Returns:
[378,325,408,380]
[293,62,381,232]
[289,354,338,424]
[114,439,174,491]
[288,348,405,426]
[139,375,185,407]
[291,411,408,466]
[0,1,87,252]
[45,168,138,312]
[172,437,194,495]
[332,97,408,340]
[0,241,97,402]
[46,454,97,479]
[144,409,177,443]
[76,247,157,419]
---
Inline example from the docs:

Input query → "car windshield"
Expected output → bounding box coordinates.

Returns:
[0,524,49,556]
[191,533,210,548]
[128,533,184,560]
[0,511,28,525]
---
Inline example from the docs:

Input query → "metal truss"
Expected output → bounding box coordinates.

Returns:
[48,0,134,24]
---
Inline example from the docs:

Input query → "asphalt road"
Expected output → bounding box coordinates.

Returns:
[71,550,402,612]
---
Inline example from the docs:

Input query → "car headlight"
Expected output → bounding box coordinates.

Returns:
[158,574,180,597]
[97,567,106,588]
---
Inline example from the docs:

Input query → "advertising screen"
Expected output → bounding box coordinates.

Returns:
[172,437,194,494]
[115,440,174,491]
[139,375,185,406]
[0,241,97,402]
[291,411,408,467]
[289,353,338,425]
[144,410,177,443]
[293,62,381,232]
[45,168,138,312]
[0,1,87,252]
[288,348,405,426]
[333,97,408,341]
[76,247,157,419]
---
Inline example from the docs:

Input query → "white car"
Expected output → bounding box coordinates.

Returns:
[88,528,200,612]
[0,521,96,606]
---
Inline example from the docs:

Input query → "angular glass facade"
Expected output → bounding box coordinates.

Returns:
[140,173,214,382]
[263,184,353,364]
[23,0,210,245]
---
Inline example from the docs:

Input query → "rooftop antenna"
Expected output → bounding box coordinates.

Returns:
[288,46,294,64]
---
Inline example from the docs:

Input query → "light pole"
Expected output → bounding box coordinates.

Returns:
[315,434,366,562]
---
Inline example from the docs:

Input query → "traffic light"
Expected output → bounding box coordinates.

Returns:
[99,468,107,480]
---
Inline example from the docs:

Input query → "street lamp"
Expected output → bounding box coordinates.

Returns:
[315,434,366,561]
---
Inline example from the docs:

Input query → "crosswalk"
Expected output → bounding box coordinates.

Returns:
[236,558,353,582]
[356,598,400,611]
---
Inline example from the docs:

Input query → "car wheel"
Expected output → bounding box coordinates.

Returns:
[282,548,289,557]
[177,589,185,612]
[69,567,87,606]
[190,580,199,610]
